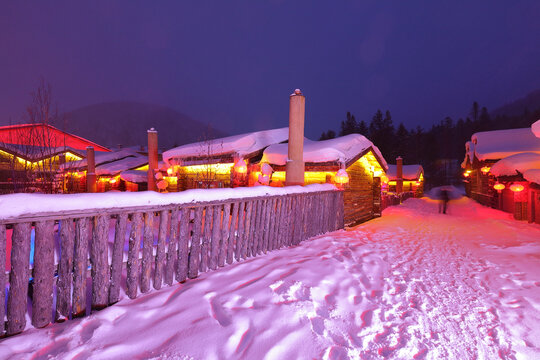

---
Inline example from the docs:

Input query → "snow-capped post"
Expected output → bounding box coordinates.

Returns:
[396,156,403,194]
[86,146,96,193]
[147,128,159,191]
[285,89,305,186]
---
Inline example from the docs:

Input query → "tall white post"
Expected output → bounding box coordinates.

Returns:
[285,89,305,186]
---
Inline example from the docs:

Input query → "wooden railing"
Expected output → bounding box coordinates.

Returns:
[0,189,344,336]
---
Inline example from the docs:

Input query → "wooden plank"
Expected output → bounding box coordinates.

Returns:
[200,206,212,273]
[127,212,143,299]
[141,212,154,293]
[305,195,314,239]
[298,195,306,244]
[109,213,127,304]
[275,197,284,249]
[0,226,5,335]
[262,199,273,253]
[56,219,74,321]
[6,222,32,335]
[220,203,232,266]
[176,208,190,282]
[283,196,291,246]
[209,205,222,270]
[188,207,203,279]
[268,198,278,251]
[241,201,253,259]
[165,208,179,286]
[91,215,109,310]
[234,201,246,261]
[32,220,55,328]
[251,200,262,255]
[72,218,90,318]
[154,210,169,290]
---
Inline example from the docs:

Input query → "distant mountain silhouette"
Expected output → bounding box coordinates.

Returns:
[63,101,227,150]
[491,89,540,118]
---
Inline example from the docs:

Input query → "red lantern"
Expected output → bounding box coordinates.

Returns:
[234,159,247,174]
[493,183,505,191]
[509,184,524,192]
[480,166,490,174]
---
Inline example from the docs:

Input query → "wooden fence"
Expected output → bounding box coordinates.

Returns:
[0,189,344,336]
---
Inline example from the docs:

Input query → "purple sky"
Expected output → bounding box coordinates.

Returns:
[1,1,539,139]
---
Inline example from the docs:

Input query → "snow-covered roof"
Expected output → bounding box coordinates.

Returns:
[0,143,86,162]
[532,119,540,138]
[490,152,540,178]
[470,128,540,161]
[120,170,148,183]
[261,134,387,169]
[63,148,141,170]
[523,169,540,185]
[96,155,148,176]
[386,164,424,180]
[163,128,289,165]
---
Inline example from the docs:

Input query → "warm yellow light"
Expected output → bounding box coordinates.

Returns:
[109,178,117,184]
[183,163,234,175]
[164,176,178,184]
[480,166,490,174]
[334,169,349,184]
[510,184,524,192]
[463,171,470,177]
[135,164,149,171]
[234,159,248,174]
[167,167,174,176]
[493,183,505,191]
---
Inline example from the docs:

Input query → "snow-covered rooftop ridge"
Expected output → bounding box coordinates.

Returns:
[261,134,388,169]
[532,119,540,138]
[524,169,540,185]
[0,183,336,221]
[471,128,540,161]
[490,152,540,179]
[96,155,148,176]
[386,164,423,180]
[163,127,289,165]
[63,148,141,170]
[120,170,147,183]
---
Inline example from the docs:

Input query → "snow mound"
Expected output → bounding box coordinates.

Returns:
[532,119,540,138]
[490,152,540,177]
[524,169,540,185]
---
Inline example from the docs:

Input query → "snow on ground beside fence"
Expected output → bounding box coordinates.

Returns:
[2,196,540,359]
[0,184,335,221]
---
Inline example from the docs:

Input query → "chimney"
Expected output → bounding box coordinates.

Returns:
[285,89,305,186]
[396,156,403,194]
[86,146,97,193]
[147,128,159,191]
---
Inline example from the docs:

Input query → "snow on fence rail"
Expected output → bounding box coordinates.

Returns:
[0,187,344,336]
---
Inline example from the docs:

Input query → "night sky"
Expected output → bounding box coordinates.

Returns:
[1,1,539,140]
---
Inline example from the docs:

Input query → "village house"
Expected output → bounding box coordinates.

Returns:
[462,125,540,223]
[260,134,388,225]
[0,123,110,193]
[385,162,424,197]
[162,128,289,190]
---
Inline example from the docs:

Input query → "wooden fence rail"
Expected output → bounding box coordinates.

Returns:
[0,189,344,337]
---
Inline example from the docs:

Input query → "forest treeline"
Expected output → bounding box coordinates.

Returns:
[319,102,540,185]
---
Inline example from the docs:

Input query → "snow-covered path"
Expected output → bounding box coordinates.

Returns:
[2,197,540,359]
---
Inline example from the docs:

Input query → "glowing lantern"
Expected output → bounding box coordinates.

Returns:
[157,179,168,190]
[334,169,349,185]
[109,178,117,184]
[463,172,470,177]
[480,166,490,174]
[493,183,505,191]
[167,167,174,176]
[510,184,524,192]
[234,159,248,174]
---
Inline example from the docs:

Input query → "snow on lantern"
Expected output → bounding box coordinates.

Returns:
[480,166,490,174]
[493,183,505,192]
[510,183,524,192]
[233,159,248,174]
[334,169,349,185]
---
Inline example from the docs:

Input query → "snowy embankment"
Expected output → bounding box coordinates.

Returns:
[2,197,540,359]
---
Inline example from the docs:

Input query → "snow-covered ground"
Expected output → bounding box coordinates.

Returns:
[2,196,540,359]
